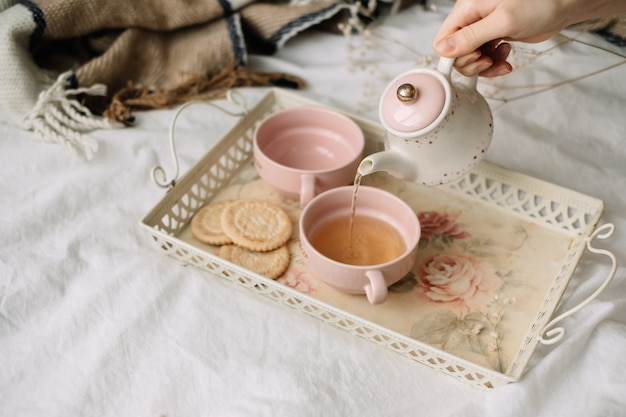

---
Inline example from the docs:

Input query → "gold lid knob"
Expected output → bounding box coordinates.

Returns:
[396,83,418,103]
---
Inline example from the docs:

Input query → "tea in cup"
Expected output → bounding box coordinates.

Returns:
[253,107,364,206]
[299,186,420,304]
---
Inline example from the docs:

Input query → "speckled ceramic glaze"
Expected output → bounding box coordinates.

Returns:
[358,57,493,186]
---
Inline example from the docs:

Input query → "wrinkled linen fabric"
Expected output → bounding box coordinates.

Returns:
[1,3,626,417]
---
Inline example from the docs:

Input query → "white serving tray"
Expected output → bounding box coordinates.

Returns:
[139,88,617,389]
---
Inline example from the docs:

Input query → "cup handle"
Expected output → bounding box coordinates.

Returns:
[436,56,478,91]
[364,270,388,305]
[300,174,316,207]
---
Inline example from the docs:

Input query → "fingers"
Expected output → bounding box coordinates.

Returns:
[434,3,510,58]
[432,0,515,77]
[479,41,512,77]
[454,53,493,76]
[453,41,513,77]
[435,17,505,57]
[477,60,512,77]
[432,0,482,52]
[454,49,482,68]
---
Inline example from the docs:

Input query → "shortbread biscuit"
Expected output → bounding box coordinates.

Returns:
[190,200,234,245]
[219,244,290,279]
[220,199,292,252]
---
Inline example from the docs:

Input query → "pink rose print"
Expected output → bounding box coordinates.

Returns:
[418,211,470,242]
[414,252,500,309]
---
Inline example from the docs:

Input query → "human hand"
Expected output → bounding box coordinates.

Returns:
[432,0,571,77]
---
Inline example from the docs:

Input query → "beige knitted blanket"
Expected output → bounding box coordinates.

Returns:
[0,0,384,159]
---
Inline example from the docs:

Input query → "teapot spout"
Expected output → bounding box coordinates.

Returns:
[357,151,417,181]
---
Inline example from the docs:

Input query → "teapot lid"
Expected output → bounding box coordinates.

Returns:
[379,72,446,133]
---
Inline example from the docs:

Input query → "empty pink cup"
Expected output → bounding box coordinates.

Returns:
[253,107,365,206]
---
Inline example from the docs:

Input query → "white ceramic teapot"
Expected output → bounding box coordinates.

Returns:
[357,57,493,186]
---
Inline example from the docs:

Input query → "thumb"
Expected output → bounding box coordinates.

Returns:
[434,17,503,57]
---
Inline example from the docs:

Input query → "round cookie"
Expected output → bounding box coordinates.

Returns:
[190,200,234,245]
[220,199,292,252]
[219,244,290,279]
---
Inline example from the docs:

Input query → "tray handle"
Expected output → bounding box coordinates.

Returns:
[151,90,249,191]
[538,223,617,345]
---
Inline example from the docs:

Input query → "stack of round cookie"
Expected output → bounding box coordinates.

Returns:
[190,199,293,279]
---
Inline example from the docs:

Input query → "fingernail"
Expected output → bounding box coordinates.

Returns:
[435,36,455,53]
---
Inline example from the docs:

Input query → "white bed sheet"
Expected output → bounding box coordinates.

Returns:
[1,4,625,417]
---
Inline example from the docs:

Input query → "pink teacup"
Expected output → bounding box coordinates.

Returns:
[253,107,365,206]
[299,186,421,304]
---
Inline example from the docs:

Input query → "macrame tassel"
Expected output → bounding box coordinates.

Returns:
[24,71,116,160]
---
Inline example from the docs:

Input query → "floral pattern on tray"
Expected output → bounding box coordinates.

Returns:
[360,173,571,373]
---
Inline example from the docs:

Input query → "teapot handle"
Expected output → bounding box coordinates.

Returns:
[436,56,478,91]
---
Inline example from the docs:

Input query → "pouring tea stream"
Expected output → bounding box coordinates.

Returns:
[300,56,494,305]
[357,57,494,186]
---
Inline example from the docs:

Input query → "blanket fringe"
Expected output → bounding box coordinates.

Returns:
[104,64,306,124]
[24,71,116,160]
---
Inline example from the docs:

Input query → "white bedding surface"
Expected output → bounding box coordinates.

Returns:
[1,4,625,416]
